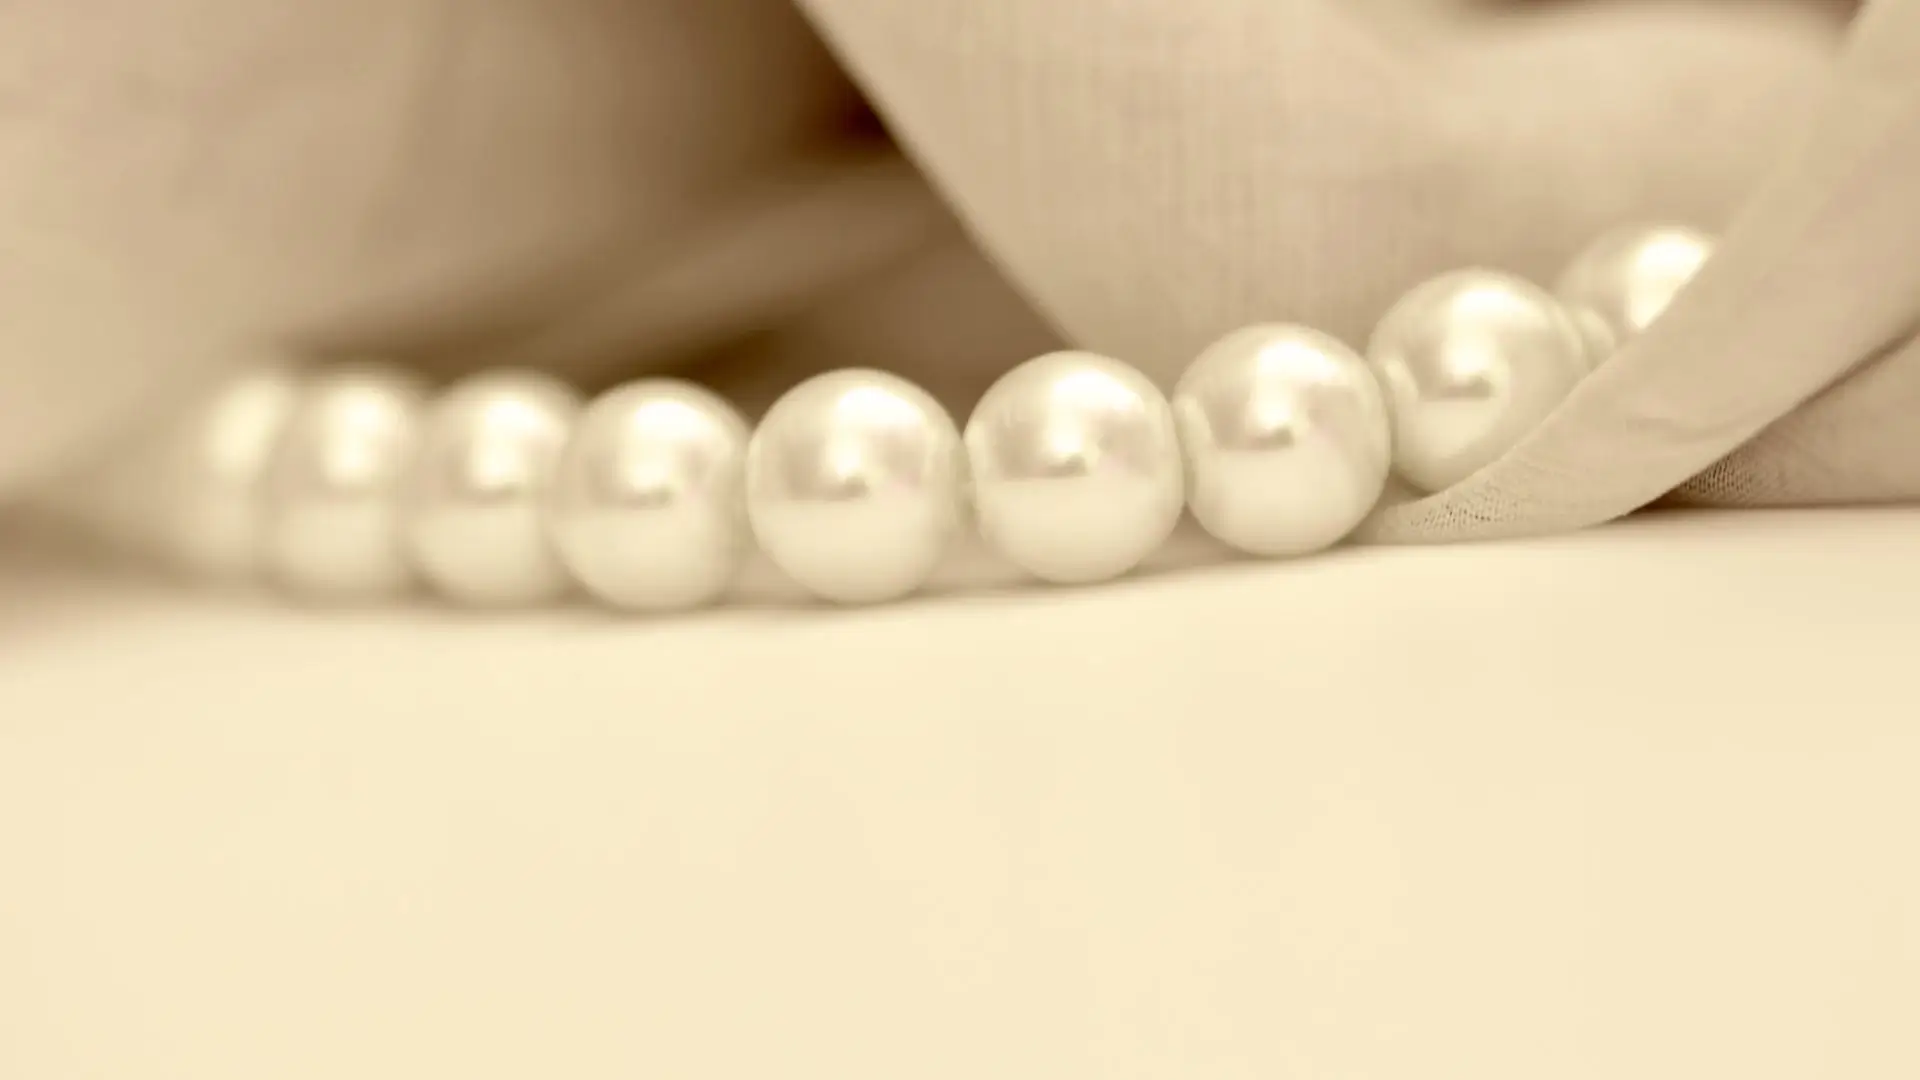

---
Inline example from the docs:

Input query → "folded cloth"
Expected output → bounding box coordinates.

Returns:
[6,0,1910,547]
[794,0,1918,538]
[1373,0,1920,538]
[0,0,858,496]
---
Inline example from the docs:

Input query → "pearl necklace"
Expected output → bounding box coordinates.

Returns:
[46,223,1713,611]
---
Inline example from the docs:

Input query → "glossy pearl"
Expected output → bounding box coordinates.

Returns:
[154,367,302,581]
[746,369,965,604]
[1367,269,1589,495]
[403,370,581,607]
[1174,325,1392,556]
[547,380,751,612]
[965,351,1184,584]
[1554,224,1715,361]
[260,366,427,600]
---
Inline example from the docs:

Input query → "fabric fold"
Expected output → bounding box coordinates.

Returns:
[796,0,1914,541]
[1367,0,1920,540]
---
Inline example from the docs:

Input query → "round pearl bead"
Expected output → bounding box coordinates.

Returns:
[403,370,581,607]
[155,367,302,582]
[1555,224,1715,360]
[260,366,427,600]
[746,369,965,604]
[965,351,1184,585]
[1367,269,1589,495]
[1173,325,1392,556]
[547,380,751,612]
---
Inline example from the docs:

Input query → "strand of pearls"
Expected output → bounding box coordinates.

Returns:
[49,224,1712,611]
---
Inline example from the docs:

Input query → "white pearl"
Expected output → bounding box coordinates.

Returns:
[746,369,965,604]
[1173,325,1392,556]
[260,366,427,600]
[965,351,1185,584]
[403,370,581,607]
[154,366,302,582]
[1367,269,1588,495]
[1554,224,1715,360]
[547,380,751,612]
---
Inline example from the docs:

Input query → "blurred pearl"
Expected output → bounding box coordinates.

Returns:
[965,351,1184,584]
[548,380,750,612]
[404,370,581,607]
[1174,325,1392,556]
[155,366,302,582]
[1367,269,1588,495]
[746,369,965,604]
[1555,224,1716,361]
[261,366,427,600]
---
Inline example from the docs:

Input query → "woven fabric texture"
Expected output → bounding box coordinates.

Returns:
[792,0,1920,541]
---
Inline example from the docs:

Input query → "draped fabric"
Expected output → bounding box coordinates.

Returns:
[789,0,1920,539]
[3,0,1916,544]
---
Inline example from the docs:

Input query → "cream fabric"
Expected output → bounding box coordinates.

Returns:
[0,0,859,490]
[6,0,1917,544]
[791,0,1920,538]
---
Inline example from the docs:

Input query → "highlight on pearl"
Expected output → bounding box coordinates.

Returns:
[259,366,428,600]
[1366,268,1589,495]
[402,369,582,607]
[1173,324,1392,557]
[546,379,751,612]
[964,350,1185,585]
[1555,224,1717,361]
[745,368,966,604]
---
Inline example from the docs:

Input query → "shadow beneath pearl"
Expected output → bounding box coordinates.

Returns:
[0,511,1393,642]
[673,517,1384,621]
